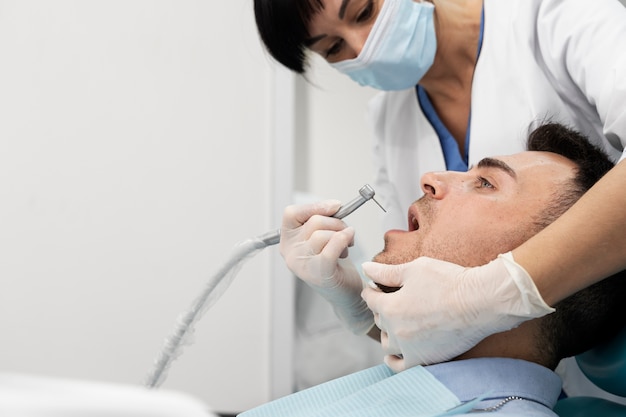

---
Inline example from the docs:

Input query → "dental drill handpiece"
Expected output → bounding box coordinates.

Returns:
[258,184,385,246]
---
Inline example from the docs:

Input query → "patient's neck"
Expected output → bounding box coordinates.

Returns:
[453,321,549,368]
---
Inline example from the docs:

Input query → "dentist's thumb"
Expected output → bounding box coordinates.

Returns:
[362,260,410,291]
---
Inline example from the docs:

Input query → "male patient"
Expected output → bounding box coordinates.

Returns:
[239,122,626,416]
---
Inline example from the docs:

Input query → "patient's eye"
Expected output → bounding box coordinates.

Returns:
[477,176,494,189]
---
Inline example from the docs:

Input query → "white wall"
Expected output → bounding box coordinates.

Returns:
[295,56,381,260]
[0,1,292,413]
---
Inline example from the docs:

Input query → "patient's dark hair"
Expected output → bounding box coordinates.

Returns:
[525,122,626,369]
[254,0,321,73]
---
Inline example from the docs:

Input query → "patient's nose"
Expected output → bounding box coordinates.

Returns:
[420,171,449,199]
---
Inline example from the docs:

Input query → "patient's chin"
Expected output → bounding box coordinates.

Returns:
[372,251,414,265]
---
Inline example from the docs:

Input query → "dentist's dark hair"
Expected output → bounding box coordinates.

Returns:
[254,0,322,73]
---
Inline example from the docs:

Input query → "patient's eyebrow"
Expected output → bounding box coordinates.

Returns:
[473,157,517,179]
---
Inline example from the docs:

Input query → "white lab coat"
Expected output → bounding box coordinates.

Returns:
[367,0,626,401]
[370,0,626,232]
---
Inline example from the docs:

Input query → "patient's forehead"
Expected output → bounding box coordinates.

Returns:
[494,151,576,183]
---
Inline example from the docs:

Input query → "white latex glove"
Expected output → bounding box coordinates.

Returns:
[280,200,375,335]
[361,252,555,371]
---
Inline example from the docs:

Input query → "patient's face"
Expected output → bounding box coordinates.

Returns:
[374,151,576,266]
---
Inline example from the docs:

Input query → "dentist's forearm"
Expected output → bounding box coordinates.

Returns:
[512,159,626,305]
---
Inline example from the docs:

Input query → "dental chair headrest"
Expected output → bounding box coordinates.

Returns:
[575,326,626,396]
[554,327,626,417]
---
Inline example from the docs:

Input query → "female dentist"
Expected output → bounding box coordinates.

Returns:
[254,0,626,392]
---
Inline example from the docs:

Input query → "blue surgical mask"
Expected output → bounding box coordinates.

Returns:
[330,0,437,91]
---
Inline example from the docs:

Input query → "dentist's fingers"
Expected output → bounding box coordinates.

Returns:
[282,200,342,230]
[375,313,402,358]
[314,227,355,260]
[379,328,401,355]
[373,311,380,328]
[379,328,388,349]
[362,260,411,288]
[361,281,396,313]
[384,354,406,373]
[305,230,342,254]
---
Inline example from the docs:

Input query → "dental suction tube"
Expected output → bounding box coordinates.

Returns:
[144,184,385,389]
[259,184,385,246]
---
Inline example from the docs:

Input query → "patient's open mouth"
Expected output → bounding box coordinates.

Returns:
[408,211,420,231]
[408,206,421,231]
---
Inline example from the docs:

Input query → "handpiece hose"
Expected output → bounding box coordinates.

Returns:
[144,184,385,389]
[258,184,385,246]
